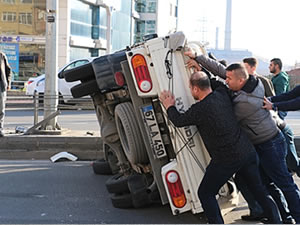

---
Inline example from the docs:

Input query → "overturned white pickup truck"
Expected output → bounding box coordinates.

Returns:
[63,32,239,216]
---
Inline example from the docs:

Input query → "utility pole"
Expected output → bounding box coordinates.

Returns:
[44,0,58,130]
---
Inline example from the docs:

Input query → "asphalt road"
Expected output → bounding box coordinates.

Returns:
[0,160,204,224]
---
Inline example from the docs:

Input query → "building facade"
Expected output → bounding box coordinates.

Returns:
[0,0,46,80]
[0,0,178,82]
[133,0,178,43]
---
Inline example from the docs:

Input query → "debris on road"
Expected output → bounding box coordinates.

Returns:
[50,151,78,162]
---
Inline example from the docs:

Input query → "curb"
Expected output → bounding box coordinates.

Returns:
[0,135,103,160]
[1,134,300,161]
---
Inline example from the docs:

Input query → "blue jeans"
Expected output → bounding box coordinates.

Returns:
[198,152,280,224]
[235,126,299,221]
[282,125,300,176]
[255,131,300,223]
[278,111,288,120]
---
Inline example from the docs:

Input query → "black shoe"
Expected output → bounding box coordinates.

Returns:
[283,218,295,224]
[241,214,265,221]
[261,217,294,224]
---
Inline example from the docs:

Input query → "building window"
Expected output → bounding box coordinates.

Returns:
[146,20,156,33]
[19,13,33,25]
[2,0,16,3]
[135,0,156,13]
[20,0,32,3]
[147,0,156,13]
[134,20,156,43]
[2,12,17,22]
[71,22,92,38]
[90,48,99,57]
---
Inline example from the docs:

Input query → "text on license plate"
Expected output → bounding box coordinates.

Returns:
[142,105,167,159]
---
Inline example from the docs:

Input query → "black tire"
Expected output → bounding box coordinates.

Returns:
[105,173,129,194]
[71,80,99,98]
[110,193,133,209]
[92,159,112,175]
[127,174,148,193]
[127,174,151,208]
[149,189,161,203]
[131,188,151,208]
[115,102,148,164]
[64,63,95,82]
[110,191,150,209]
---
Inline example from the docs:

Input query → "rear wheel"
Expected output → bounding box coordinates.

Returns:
[114,102,148,164]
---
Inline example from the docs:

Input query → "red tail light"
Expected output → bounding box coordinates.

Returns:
[166,170,186,208]
[131,54,152,93]
[27,80,33,85]
[114,71,125,86]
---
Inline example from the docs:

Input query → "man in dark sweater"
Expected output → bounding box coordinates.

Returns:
[159,71,280,224]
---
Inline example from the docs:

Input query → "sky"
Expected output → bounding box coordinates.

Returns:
[177,0,300,67]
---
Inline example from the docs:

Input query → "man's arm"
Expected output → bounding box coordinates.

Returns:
[263,91,300,111]
[271,85,300,102]
[195,55,227,80]
[273,98,300,111]
[166,105,200,128]
[184,50,227,79]
[160,90,200,127]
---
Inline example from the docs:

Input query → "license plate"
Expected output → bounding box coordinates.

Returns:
[142,105,167,159]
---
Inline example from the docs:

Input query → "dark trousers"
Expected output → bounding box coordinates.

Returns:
[283,125,300,176]
[198,152,280,224]
[234,126,298,221]
[255,132,300,223]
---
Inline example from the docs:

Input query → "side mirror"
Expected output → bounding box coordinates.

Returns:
[58,71,64,79]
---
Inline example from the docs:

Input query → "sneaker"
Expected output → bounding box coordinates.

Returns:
[241,214,265,221]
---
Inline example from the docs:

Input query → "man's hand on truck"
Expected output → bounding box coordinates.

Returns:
[159,90,175,110]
